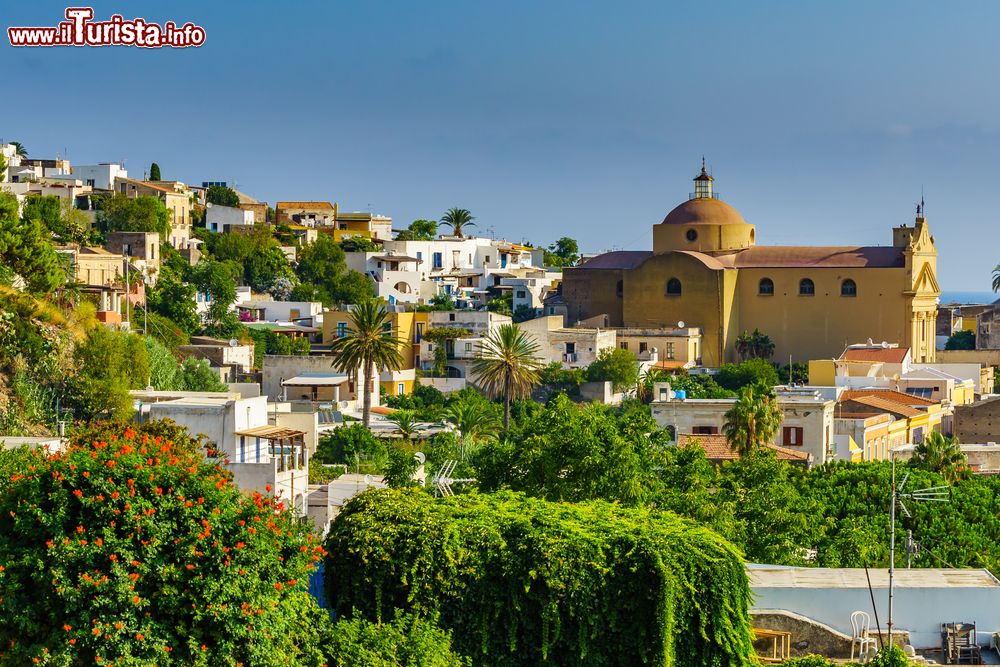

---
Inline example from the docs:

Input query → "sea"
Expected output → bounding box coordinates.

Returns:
[939,291,997,306]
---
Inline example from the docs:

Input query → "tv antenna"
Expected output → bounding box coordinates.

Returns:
[432,460,476,497]
[886,458,950,647]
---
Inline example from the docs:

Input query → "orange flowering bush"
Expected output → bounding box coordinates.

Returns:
[0,421,331,666]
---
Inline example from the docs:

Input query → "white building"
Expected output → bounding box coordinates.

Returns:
[418,311,511,379]
[236,299,324,327]
[71,163,127,191]
[206,203,255,233]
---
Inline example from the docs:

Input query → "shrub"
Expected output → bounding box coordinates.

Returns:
[326,612,468,667]
[715,358,779,391]
[325,489,755,667]
[0,422,330,665]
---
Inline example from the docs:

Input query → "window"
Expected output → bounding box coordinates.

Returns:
[416,252,423,261]
[616,280,623,298]
[336,322,348,338]
[485,256,491,263]
[448,313,455,322]
[516,290,526,299]
[397,383,405,396]
[841,279,857,297]
[686,229,698,242]
[666,342,675,359]
[415,323,424,343]
[639,342,648,353]
[86,178,95,187]
[666,278,682,296]
[432,252,443,269]
[565,342,576,354]
[692,426,718,435]
[758,277,774,295]
[783,426,804,446]
[377,262,383,269]
[799,278,815,296]
[382,322,392,333]
[464,342,472,352]
[620,342,628,350]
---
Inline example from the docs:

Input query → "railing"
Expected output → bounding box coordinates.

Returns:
[688,192,721,200]
[563,353,578,363]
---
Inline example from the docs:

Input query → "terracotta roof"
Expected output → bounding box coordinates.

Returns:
[275,201,334,210]
[840,389,936,406]
[661,198,747,226]
[728,245,905,269]
[676,434,809,462]
[117,177,173,194]
[652,360,689,370]
[842,347,910,363]
[576,251,652,270]
[839,396,923,418]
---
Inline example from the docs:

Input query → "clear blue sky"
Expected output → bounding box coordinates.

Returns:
[5,0,1000,289]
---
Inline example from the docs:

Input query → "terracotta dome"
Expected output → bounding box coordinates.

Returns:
[660,197,747,226]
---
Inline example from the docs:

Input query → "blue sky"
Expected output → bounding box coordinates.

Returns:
[4,0,1000,289]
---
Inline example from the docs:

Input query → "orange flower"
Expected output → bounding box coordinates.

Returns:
[62,624,72,632]
[136,633,144,641]
[132,596,141,604]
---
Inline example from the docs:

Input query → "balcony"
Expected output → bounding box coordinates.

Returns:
[563,352,578,363]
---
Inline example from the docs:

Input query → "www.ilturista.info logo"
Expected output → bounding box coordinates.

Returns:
[8,7,205,48]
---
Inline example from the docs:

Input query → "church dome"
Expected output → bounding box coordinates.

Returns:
[660,197,747,226]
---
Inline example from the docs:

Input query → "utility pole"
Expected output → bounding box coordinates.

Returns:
[888,458,897,647]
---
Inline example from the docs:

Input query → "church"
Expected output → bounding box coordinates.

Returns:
[562,164,940,367]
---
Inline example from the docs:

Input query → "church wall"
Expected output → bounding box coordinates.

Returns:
[562,267,624,326]
[734,267,910,364]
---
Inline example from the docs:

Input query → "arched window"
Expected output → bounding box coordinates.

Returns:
[799,278,815,296]
[616,279,623,298]
[841,279,857,297]
[666,278,682,296]
[758,277,774,295]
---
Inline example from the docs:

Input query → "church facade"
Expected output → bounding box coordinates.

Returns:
[562,166,940,367]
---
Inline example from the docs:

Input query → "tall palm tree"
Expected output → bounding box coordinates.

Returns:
[329,300,405,428]
[992,264,1000,293]
[723,382,783,457]
[440,207,476,238]
[913,432,968,484]
[9,141,27,159]
[637,367,667,403]
[470,324,542,430]
[735,328,776,361]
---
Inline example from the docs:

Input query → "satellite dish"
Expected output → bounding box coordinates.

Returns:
[229,338,239,347]
[677,321,685,328]
[364,474,373,485]
[414,452,426,465]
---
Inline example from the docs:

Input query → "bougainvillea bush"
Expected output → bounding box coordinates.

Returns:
[325,489,756,667]
[0,421,330,666]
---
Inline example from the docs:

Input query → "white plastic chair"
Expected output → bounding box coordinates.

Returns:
[850,611,878,663]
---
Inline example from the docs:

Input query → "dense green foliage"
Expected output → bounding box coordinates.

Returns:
[325,489,755,667]
[293,235,374,307]
[0,422,330,665]
[325,613,468,666]
[734,328,775,360]
[439,207,476,238]
[201,225,295,294]
[95,194,171,238]
[206,184,239,207]
[0,192,66,293]
[393,219,438,241]
[586,346,639,392]
[944,329,976,350]
[715,358,780,391]
[245,328,311,368]
[659,372,735,398]
[543,236,579,267]
[69,327,149,421]
[148,162,161,181]
[722,383,783,456]
[339,236,380,252]
[315,423,388,471]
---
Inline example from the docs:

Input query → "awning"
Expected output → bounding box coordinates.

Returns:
[282,373,349,387]
[373,255,422,263]
[234,425,306,439]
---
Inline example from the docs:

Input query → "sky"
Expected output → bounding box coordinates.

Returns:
[4,0,1000,290]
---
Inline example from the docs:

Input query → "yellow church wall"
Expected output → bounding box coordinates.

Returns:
[562,268,625,326]
[733,267,912,364]
[653,222,756,255]
[808,359,837,386]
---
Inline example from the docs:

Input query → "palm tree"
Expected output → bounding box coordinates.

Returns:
[329,300,405,428]
[992,264,1000,293]
[637,367,667,403]
[445,396,502,460]
[386,409,420,443]
[913,432,968,484]
[735,328,776,361]
[9,141,27,159]
[723,382,783,457]
[440,207,476,238]
[470,323,543,430]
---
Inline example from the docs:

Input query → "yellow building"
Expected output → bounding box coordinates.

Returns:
[322,309,428,395]
[563,165,940,366]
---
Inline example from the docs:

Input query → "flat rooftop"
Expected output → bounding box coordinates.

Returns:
[748,565,1000,589]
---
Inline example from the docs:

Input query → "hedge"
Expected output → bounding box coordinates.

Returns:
[324,489,755,666]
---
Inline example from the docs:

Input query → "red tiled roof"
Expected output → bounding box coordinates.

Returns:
[839,396,923,418]
[275,201,334,210]
[676,434,809,462]
[728,246,905,269]
[576,251,652,270]
[840,389,935,406]
[842,347,910,364]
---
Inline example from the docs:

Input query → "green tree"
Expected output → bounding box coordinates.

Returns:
[191,259,241,333]
[386,409,420,442]
[912,432,968,483]
[70,327,150,421]
[715,357,780,391]
[445,393,502,460]
[315,423,387,470]
[439,207,476,238]
[0,192,66,293]
[543,236,580,267]
[395,219,438,241]
[945,329,976,350]
[330,300,405,428]
[0,152,6,181]
[96,193,171,237]
[9,141,27,158]
[734,328,776,360]
[994,264,1000,293]
[21,195,61,231]
[470,323,542,430]
[664,372,736,398]
[145,336,182,390]
[586,347,639,393]
[146,272,200,334]
[179,357,228,391]
[0,423,330,666]
[339,236,380,252]
[149,162,161,181]
[722,382,783,457]
[325,613,468,667]
[206,184,240,207]
[382,448,419,488]
[295,235,374,307]
[207,224,295,293]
